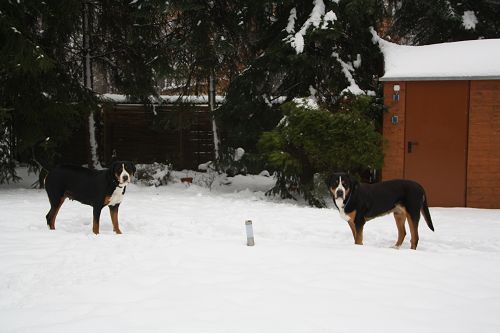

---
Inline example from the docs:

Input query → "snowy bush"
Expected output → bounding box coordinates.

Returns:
[258,100,383,207]
[135,163,172,187]
[216,147,249,177]
[0,111,19,184]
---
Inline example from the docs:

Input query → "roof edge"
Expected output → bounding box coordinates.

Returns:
[380,76,500,82]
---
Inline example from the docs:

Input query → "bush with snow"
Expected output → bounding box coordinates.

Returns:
[135,163,172,187]
[258,99,383,206]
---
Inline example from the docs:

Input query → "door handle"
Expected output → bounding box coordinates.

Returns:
[407,141,419,153]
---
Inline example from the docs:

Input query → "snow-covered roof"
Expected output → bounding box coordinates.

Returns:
[371,31,500,81]
[100,94,225,104]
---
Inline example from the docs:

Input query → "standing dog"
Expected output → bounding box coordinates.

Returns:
[44,161,136,234]
[326,172,434,250]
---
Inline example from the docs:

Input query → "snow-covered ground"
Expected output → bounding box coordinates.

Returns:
[1,169,500,333]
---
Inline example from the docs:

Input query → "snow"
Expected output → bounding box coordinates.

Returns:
[288,0,332,54]
[371,27,500,80]
[321,10,337,29]
[1,169,500,332]
[462,10,478,30]
[100,94,225,105]
[285,8,297,34]
[293,97,320,110]
[332,52,365,95]
[233,147,245,161]
[88,113,102,169]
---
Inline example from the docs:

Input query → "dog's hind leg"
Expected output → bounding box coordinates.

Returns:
[92,206,102,235]
[406,214,419,250]
[393,210,407,248]
[46,196,65,230]
[109,205,122,234]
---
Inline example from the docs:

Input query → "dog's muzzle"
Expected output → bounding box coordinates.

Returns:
[335,189,344,200]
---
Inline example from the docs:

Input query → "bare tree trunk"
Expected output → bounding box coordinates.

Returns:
[209,70,219,160]
[83,1,101,169]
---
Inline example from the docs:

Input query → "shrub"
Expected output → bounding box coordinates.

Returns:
[258,100,383,206]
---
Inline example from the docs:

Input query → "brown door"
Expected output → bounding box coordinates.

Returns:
[404,81,469,207]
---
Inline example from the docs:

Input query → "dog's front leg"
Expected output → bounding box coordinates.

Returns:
[354,216,365,245]
[109,204,122,234]
[347,220,357,242]
[344,210,358,244]
[92,206,102,234]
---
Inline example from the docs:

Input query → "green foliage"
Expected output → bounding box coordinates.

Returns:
[0,0,96,181]
[0,0,174,181]
[391,0,500,45]
[0,108,19,183]
[217,0,385,157]
[258,99,383,206]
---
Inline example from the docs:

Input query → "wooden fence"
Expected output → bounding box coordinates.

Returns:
[102,104,215,169]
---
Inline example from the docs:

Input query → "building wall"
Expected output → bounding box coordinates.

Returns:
[467,80,500,208]
[383,80,500,208]
[382,82,406,180]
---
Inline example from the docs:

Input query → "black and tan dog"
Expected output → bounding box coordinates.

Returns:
[44,161,136,234]
[326,172,434,250]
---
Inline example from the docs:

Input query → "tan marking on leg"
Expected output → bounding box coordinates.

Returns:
[407,214,419,250]
[103,196,111,206]
[347,220,356,242]
[354,223,364,245]
[393,206,407,248]
[109,207,122,234]
[345,211,357,243]
[48,197,65,230]
[92,218,99,235]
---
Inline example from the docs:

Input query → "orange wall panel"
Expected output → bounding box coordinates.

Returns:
[467,80,500,208]
[382,82,406,180]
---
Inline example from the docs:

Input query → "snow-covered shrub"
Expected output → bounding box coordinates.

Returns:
[216,147,249,177]
[0,111,19,184]
[134,163,172,186]
[258,100,383,207]
[196,162,218,190]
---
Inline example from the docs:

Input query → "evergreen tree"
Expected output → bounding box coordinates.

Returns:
[217,0,385,156]
[0,0,96,181]
[391,0,500,45]
[259,99,383,207]
[0,0,174,182]
[91,0,172,97]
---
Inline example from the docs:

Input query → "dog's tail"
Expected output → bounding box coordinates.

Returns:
[421,194,434,231]
[31,137,51,189]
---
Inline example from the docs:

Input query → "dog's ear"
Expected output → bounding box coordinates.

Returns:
[325,174,333,187]
[106,161,117,181]
[127,162,136,175]
[325,173,339,188]
[348,174,359,191]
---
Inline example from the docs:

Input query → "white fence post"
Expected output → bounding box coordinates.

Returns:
[245,220,255,246]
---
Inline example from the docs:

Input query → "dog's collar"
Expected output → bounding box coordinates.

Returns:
[335,190,352,210]
[343,190,353,207]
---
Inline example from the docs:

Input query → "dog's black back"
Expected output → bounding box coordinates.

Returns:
[45,165,116,206]
[355,180,432,227]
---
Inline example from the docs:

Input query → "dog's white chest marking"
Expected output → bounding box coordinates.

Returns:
[108,186,125,206]
[334,176,351,222]
[335,198,351,222]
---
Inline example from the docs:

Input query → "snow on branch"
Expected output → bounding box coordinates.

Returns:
[332,52,364,96]
[284,0,337,54]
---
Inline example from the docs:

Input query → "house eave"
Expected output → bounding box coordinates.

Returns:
[380,76,500,82]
